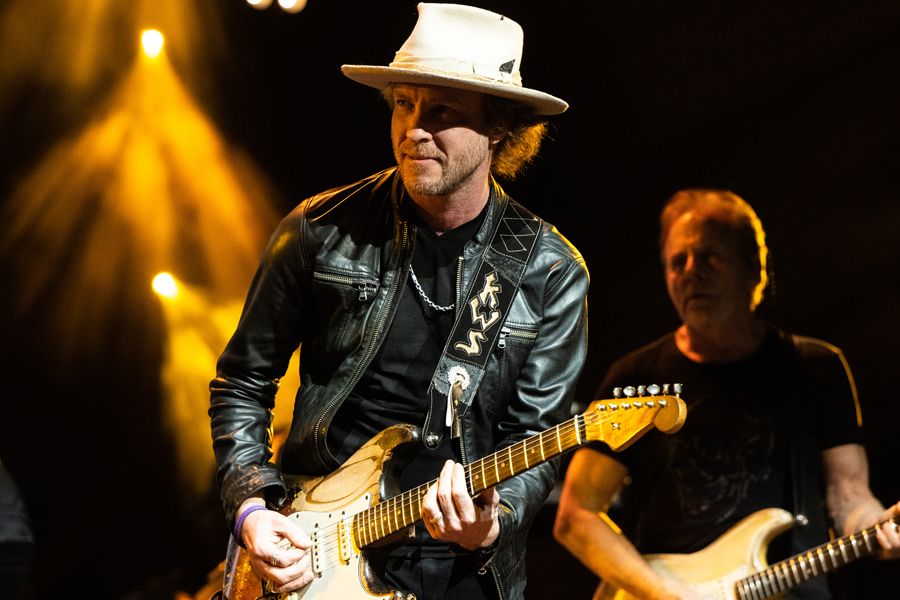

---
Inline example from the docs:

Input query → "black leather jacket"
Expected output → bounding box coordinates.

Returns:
[210,168,589,599]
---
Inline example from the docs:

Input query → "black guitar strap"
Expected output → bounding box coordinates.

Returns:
[784,333,832,598]
[421,196,542,449]
[785,334,808,528]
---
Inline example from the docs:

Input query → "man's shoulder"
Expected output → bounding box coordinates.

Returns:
[495,188,586,271]
[540,219,583,254]
[504,199,589,285]
[777,329,846,363]
[612,332,678,368]
[598,333,677,390]
[294,167,398,219]
[770,328,856,390]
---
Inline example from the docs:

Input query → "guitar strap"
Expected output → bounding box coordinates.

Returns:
[785,334,808,528]
[784,333,832,596]
[421,195,542,449]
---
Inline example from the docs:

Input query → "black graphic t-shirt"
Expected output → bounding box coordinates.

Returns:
[591,328,861,558]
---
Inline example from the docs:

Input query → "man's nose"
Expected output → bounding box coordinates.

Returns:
[683,254,696,273]
[683,254,706,279]
[403,109,432,141]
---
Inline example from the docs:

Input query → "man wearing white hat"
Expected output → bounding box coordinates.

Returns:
[210,4,588,599]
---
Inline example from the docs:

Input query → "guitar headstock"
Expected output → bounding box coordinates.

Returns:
[582,383,687,451]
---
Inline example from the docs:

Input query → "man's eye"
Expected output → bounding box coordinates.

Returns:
[436,106,459,120]
[394,98,414,111]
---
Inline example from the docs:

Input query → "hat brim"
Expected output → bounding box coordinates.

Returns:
[341,65,568,116]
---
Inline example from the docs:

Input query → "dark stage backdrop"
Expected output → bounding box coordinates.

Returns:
[0,1,897,597]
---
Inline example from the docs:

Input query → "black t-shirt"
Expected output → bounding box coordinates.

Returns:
[327,203,487,555]
[591,328,862,559]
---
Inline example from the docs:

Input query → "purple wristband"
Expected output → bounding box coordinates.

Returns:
[234,504,268,543]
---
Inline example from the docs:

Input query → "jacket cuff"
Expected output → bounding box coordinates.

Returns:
[223,466,287,533]
[475,502,512,573]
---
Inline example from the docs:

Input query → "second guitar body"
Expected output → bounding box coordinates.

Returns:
[595,507,897,600]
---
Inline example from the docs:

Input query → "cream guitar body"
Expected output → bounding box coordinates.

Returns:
[595,508,898,600]
[223,425,417,600]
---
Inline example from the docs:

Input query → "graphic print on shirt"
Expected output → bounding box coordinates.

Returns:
[668,409,774,525]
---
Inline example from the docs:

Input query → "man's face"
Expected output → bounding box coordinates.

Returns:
[663,211,759,331]
[390,84,493,198]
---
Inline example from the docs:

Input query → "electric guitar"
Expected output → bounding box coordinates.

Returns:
[222,386,687,600]
[594,507,899,600]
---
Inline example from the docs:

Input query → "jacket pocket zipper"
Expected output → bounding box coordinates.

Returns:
[497,325,538,349]
[313,270,379,301]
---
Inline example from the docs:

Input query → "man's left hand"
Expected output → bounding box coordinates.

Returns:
[422,460,500,551]
[875,500,900,559]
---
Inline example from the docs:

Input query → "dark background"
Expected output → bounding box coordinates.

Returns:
[0,1,898,597]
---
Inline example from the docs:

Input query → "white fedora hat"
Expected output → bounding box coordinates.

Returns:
[341,3,568,115]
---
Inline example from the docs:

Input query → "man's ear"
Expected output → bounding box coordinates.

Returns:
[489,126,508,144]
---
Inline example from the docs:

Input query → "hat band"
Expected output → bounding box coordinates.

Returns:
[389,52,523,87]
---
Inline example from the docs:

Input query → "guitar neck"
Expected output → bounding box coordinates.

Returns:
[351,413,588,548]
[735,516,899,600]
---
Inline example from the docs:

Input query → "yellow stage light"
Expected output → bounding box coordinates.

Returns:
[153,272,179,299]
[247,0,274,8]
[278,0,307,14]
[141,29,165,59]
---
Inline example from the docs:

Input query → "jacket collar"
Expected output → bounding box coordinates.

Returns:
[388,168,509,250]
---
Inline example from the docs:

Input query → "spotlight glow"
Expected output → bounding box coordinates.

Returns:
[278,0,307,14]
[141,29,165,59]
[153,272,178,298]
[0,45,282,360]
[246,0,274,8]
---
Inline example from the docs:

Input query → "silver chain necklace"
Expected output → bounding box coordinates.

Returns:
[409,267,455,312]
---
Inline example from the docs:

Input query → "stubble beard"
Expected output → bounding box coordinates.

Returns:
[397,141,489,198]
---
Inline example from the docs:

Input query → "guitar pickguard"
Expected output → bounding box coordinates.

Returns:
[279,494,395,600]
[224,424,421,600]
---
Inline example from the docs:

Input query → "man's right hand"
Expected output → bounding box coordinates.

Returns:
[237,498,315,593]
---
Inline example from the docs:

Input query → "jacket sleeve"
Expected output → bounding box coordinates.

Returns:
[493,230,590,551]
[209,208,308,528]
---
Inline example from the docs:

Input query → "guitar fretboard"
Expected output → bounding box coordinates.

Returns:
[351,411,590,548]
[735,516,899,600]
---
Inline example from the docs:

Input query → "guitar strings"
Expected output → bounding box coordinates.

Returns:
[351,410,615,547]
[297,406,636,568]
[307,415,587,558]
[735,515,900,600]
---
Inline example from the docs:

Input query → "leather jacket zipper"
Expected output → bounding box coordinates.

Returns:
[312,223,411,461]
[454,255,463,319]
[312,271,379,301]
[497,325,538,349]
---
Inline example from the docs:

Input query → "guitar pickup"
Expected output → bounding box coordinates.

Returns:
[338,515,355,563]
[310,528,322,576]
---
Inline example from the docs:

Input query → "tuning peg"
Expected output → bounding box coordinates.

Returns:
[613,387,622,398]
[662,383,670,394]
[637,385,646,396]
[623,386,636,397]
[647,383,661,395]
[673,383,682,396]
